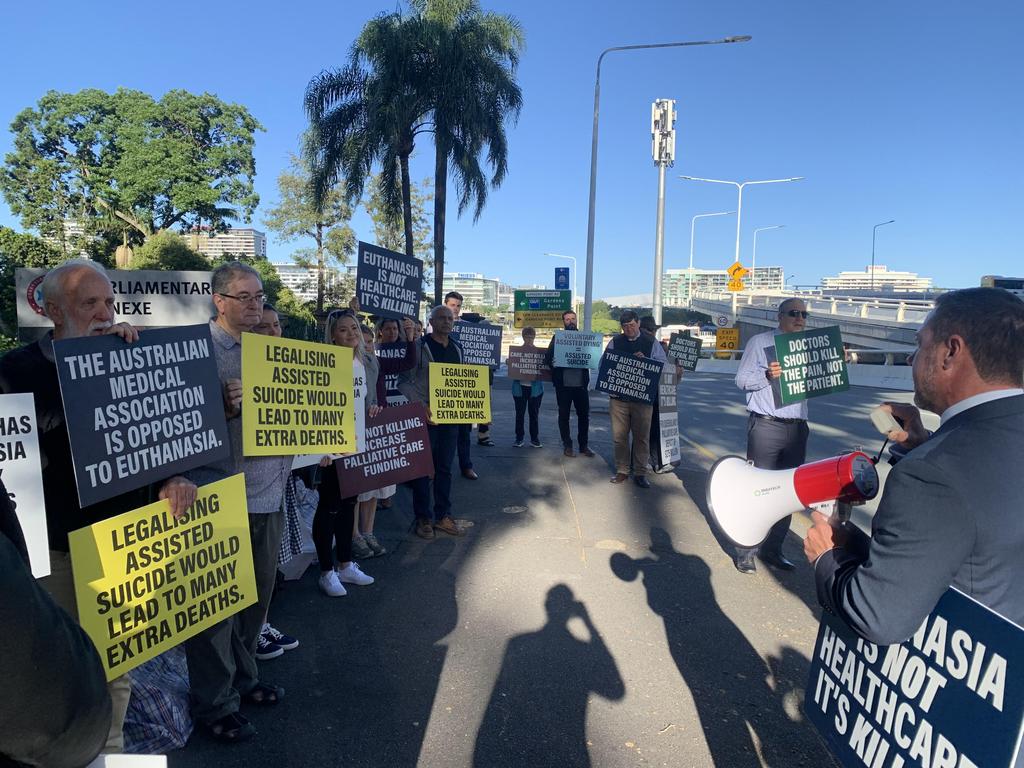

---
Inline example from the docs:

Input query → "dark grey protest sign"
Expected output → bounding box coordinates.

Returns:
[595,351,663,404]
[668,332,702,371]
[355,241,423,320]
[807,584,1024,768]
[53,325,230,507]
[451,321,502,367]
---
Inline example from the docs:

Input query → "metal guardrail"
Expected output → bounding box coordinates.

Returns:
[691,290,933,325]
[704,345,911,365]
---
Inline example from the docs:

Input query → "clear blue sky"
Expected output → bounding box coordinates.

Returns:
[2,1,1021,298]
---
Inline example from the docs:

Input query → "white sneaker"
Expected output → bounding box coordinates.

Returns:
[318,570,347,597]
[337,562,375,586]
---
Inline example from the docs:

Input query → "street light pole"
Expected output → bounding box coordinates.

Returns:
[688,211,734,306]
[582,35,752,332]
[871,219,895,292]
[651,99,676,325]
[680,177,804,282]
[752,224,785,289]
[545,252,578,315]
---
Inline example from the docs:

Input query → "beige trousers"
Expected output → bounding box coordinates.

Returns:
[609,397,654,476]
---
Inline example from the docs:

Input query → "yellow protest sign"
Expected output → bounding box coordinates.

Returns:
[241,333,356,456]
[68,474,256,680]
[429,362,492,424]
[715,327,740,359]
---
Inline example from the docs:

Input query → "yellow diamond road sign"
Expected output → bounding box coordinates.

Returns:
[727,261,749,279]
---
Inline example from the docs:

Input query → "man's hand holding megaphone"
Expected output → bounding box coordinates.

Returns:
[803,401,929,564]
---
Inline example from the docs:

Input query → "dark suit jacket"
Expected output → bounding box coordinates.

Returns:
[815,394,1024,645]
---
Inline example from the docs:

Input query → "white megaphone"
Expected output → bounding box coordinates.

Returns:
[706,452,880,548]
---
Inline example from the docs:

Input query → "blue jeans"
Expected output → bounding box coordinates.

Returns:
[412,424,458,522]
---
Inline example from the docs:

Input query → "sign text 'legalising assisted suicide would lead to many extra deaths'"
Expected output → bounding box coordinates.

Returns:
[428,363,492,424]
[242,333,356,455]
[53,325,230,507]
[69,474,257,680]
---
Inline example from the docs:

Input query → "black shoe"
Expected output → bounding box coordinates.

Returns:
[734,555,756,574]
[633,476,651,489]
[760,551,796,571]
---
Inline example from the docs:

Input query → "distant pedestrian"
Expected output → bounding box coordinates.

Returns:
[545,310,594,458]
[511,327,544,448]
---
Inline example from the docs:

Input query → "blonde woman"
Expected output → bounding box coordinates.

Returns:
[312,309,377,596]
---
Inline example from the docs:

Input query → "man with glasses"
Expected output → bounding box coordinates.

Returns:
[732,298,810,574]
[604,309,668,489]
[184,262,290,743]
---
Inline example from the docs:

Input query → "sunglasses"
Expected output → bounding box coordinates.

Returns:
[785,310,810,319]
[327,308,356,320]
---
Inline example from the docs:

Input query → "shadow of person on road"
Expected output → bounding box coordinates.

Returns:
[678,466,823,621]
[610,527,832,767]
[472,584,625,768]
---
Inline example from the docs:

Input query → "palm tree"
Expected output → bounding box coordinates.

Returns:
[412,0,525,305]
[304,12,432,259]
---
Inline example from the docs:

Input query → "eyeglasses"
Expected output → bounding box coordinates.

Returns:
[785,310,810,319]
[327,308,356,320]
[218,292,266,306]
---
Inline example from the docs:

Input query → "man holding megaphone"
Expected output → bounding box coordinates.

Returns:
[804,288,1024,644]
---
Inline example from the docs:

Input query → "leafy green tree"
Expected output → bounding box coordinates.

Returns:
[1,88,263,246]
[365,173,434,290]
[263,154,356,314]
[129,231,209,270]
[210,253,314,326]
[412,0,524,305]
[304,13,432,259]
[0,226,64,338]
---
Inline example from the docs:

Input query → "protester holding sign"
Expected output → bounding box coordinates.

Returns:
[311,310,378,595]
[511,327,545,448]
[731,298,811,575]
[182,262,290,744]
[805,288,1024,643]
[444,292,487,479]
[0,259,198,754]
[247,306,300,663]
[399,304,468,540]
[544,310,595,458]
[602,310,667,489]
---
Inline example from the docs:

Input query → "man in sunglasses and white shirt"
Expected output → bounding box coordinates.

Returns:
[732,298,810,574]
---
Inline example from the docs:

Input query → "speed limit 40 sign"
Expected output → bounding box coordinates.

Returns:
[715,327,739,359]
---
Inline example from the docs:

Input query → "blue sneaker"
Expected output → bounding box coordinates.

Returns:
[262,623,298,651]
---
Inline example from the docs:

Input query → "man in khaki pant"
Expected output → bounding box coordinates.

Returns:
[603,310,668,490]
[0,260,196,752]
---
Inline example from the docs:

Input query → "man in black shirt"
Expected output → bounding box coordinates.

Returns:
[0,260,196,753]
[399,305,467,540]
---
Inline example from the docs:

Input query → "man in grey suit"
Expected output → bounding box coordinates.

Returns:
[804,287,1024,644]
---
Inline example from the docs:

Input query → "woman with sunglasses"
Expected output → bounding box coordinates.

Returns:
[312,309,378,596]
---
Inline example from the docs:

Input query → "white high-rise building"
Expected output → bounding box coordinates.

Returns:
[821,266,932,292]
[441,272,500,307]
[662,266,784,306]
[273,262,346,302]
[184,227,267,260]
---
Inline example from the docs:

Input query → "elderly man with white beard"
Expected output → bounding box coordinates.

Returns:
[0,259,196,754]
